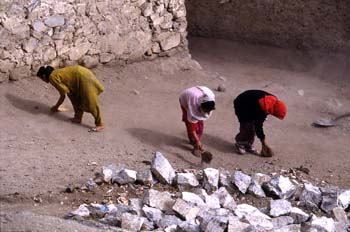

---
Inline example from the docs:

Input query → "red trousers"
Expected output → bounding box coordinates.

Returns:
[181,106,204,143]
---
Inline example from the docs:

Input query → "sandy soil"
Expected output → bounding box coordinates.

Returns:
[1,37,350,220]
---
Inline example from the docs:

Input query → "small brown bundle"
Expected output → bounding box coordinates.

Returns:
[201,150,213,164]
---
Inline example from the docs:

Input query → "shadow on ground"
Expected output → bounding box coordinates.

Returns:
[202,133,234,154]
[127,127,199,166]
[5,93,89,129]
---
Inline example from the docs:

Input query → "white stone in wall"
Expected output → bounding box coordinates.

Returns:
[137,0,147,7]
[2,17,21,31]
[152,43,161,53]
[174,5,186,18]
[31,31,43,40]
[43,47,56,62]
[12,24,30,39]
[155,4,165,15]
[96,2,108,15]
[169,0,185,11]
[110,37,128,55]
[23,54,34,66]
[0,60,16,73]
[55,41,70,56]
[44,16,65,28]
[40,35,53,47]
[23,38,39,53]
[100,53,115,64]
[10,49,25,65]
[32,21,47,33]
[160,33,181,51]
[160,13,174,29]
[9,66,31,81]
[150,15,165,26]
[3,16,30,39]
[132,32,153,55]
[47,28,54,37]
[179,21,187,33]
[0,28,10,48]
[141,3,153,17]
[54,2,74,15]
[82,56,99,69]
[69,43,91,61]
[75,3,87,16]
[52,29,66,41]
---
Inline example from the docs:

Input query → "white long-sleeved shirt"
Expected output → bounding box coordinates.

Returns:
[179,86,215,123]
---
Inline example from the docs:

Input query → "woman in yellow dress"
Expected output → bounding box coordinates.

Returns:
[37,65,105,132]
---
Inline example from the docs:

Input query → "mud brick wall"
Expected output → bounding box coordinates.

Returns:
[186,0,350,51]
[0,0,188,82]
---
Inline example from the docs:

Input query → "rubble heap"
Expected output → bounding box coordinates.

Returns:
[66,151,350,232]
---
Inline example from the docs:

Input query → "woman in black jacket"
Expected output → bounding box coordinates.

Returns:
[233,90,287,157]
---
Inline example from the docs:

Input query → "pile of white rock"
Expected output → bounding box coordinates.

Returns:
[66,151,350,232]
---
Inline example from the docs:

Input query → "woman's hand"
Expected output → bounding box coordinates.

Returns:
[51,94,65,113]
[50,105,59,113]
[194,140,203,151]
[260,140,274,157]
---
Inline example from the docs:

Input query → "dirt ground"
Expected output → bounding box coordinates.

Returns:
[1,37,350,222]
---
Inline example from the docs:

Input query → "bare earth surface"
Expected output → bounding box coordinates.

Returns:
[1,37,350,230]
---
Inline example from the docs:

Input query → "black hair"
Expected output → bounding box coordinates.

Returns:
[37,66,54,79]
[201,101,215,112]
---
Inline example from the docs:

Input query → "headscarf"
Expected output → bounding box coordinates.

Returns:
[259,95,287,120]
[198,86,215,104]
[179,86,215,123]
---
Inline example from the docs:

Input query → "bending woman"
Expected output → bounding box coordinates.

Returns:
[37,65,105,132]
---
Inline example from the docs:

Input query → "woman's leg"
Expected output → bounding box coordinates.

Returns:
[235,121,255,154]
[181,105,194,144]
[90,103,105,131]
[68,95,83,123]
[196,120,204,139]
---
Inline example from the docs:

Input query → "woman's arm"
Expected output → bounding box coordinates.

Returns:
[51,94,65,112]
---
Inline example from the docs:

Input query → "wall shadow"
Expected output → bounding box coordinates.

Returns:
[6,93,76,124]
[127,128,198,166]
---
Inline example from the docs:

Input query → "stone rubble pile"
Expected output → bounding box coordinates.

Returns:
[0,0,188,82]
[66,151,350,231]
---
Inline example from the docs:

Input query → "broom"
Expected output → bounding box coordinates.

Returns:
[193,148,213,164]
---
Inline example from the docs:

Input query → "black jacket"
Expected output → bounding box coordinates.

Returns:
[234,90,274,140]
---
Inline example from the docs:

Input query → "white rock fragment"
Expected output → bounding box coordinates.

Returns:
[151,152,175,185]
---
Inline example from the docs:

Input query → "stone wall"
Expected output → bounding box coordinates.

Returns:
[0,0,188,82]
[186,0,350,51]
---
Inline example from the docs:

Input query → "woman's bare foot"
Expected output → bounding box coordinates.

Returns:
[89,125,105,132]
[70,117,82,124]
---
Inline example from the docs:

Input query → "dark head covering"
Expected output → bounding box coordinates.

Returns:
[37,66,54,80]
[200,101,215,112]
